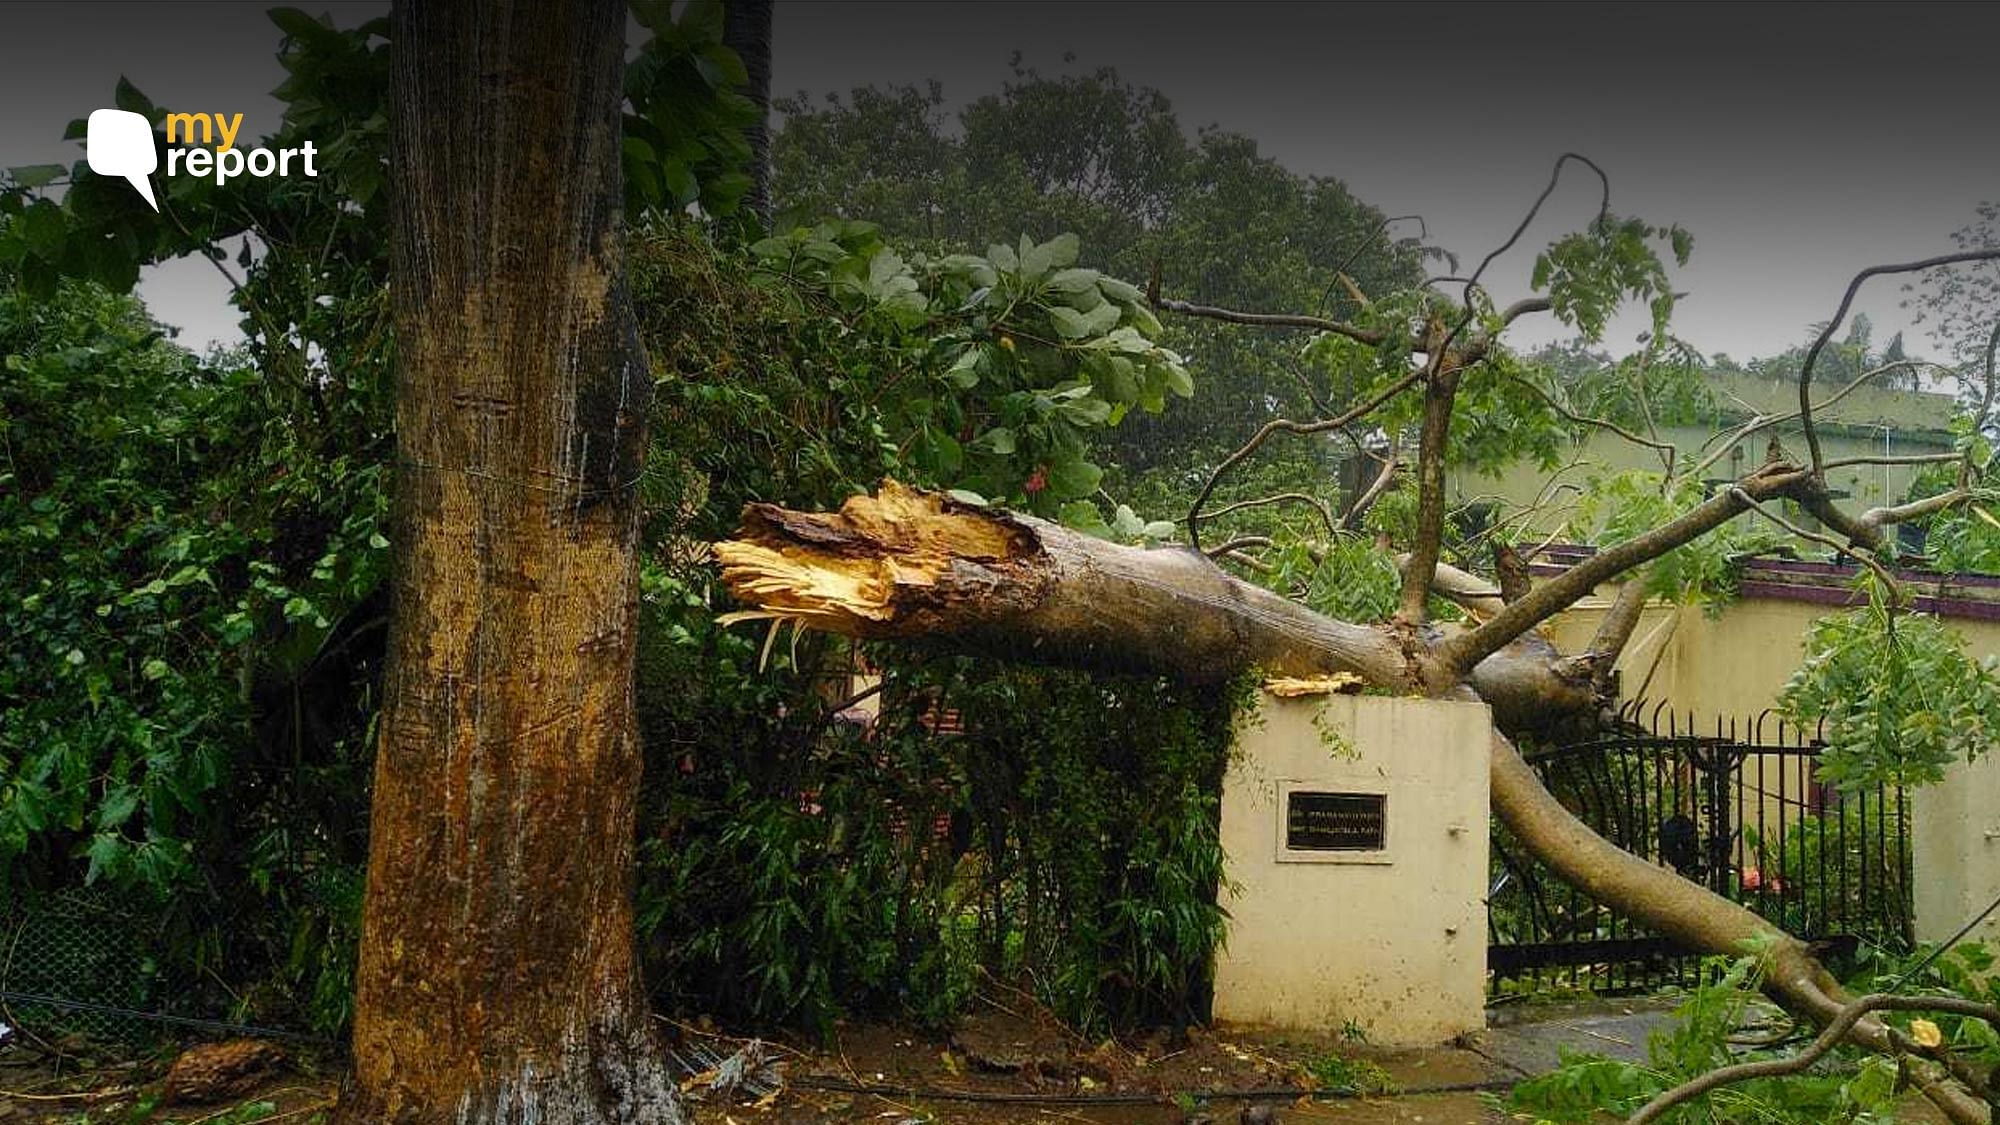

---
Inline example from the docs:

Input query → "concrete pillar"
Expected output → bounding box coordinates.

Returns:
[1913,751,2000,947]
[1212,692,1490,1046]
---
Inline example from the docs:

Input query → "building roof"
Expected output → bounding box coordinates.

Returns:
[1703,370,1958,437]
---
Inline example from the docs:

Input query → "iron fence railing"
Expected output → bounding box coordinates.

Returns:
[1489,706,1912,994]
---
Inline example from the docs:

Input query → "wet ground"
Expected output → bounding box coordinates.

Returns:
[0,996,1958,1123]
[672,997,1688,1125]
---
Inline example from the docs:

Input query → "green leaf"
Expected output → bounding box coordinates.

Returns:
[1047,268,1099,295]
[84,833,123,884]
[1022,233,1079,279]
[1057,500,1111,535]
[1045,455,1103,500]
[7,164,65,190]
[970,427,1015,455]
[1111,504,1146,539]
[98,787,141,830]
[267,7,329,41]
[1048,305,1091,339]
[113,76,157,120]
[944,346,984,389]
[1076,300,1120,336]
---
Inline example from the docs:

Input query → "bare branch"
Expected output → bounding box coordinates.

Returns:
[1186,369,1424,550]
[1504,371,1677,461]
[1203,535,1272,558]
[1730,487,1903,599]
[1691,359,1946,479]
[1496,296,1554,329]
[1469,153,1611,294]
[1820,452,1964,470]
[1861,488,1971,529]
[1218,548,1271,573]
[1438,464,1813,674]
[1315,213,1426,318]
[1629,993,2000,1125]
[1336,438,1401,531]
[1973,318,2000,437]
[1797,249,2000,473]
[1151,294,1387,346]
[1199,492,1337,538]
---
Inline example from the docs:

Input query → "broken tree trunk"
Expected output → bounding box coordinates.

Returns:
[715,481,1601,734]
[715,481,1988,1124]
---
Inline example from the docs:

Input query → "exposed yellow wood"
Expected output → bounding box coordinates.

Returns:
[1262,673,1366,698]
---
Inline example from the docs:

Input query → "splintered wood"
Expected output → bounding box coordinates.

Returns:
[714,480,1027,635]
[1262,673,1366,697]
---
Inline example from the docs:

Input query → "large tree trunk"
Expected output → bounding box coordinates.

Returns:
[715,481,1601,733]
[338,2,681,1121]
[717,482,1990,1124]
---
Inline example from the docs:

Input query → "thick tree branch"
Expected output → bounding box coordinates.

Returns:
[1486,729,1993,1125]
[1417,558,1506,619]
[1585,574,1652,695]
[716,482,1601,733]
[1437,464,1813,675]
[1398,360,1460,621]
[717,481,1410,686]
[1821,452,1964,470]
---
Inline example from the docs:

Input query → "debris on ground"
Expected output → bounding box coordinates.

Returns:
[158,1038,286,1105]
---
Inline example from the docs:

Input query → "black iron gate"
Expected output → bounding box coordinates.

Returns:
[1488,707,1914,994]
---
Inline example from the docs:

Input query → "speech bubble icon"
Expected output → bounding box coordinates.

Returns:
[86,108,159,212]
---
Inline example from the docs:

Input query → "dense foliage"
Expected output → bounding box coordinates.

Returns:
[0,5,1237,1037]
[1781,583,2000,789]
[770,65,1433,488]
[626,221,1232,1032]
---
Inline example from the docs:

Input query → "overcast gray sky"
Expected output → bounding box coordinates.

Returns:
[3,1,1995,362]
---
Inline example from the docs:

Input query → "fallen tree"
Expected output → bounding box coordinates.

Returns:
[718,165,2000,1120]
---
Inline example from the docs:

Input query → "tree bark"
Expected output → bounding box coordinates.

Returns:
[715,482,1600,733]
[723,0,774,223]
[338,2,681,1121]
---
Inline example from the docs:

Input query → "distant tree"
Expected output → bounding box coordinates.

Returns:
[770,66,1432,480]
[1907,201,2000,376]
